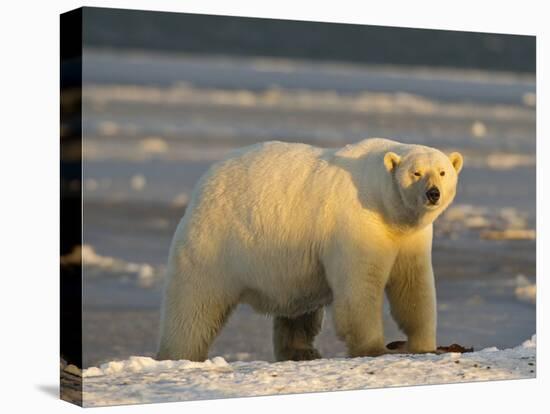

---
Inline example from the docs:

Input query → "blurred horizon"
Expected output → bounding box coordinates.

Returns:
[80,7,536,74]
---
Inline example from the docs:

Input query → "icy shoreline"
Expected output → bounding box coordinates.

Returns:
[75,336,536,407]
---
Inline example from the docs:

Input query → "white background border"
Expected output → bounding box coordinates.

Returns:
[0,1,546,412]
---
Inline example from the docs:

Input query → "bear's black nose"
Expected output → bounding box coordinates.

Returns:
[426,186,440,204]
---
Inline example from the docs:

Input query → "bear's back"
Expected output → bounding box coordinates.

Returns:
[178,141,332,248]
[194,140,326,207]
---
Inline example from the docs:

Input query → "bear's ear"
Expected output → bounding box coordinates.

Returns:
[384,152,401,172]
[448,152,464,174]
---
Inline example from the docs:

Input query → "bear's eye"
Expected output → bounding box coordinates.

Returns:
[413,171,421,177]
[440,171,446,176]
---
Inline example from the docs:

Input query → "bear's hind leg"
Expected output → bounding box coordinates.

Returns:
[273,308,324,361]
[156,283,237,362]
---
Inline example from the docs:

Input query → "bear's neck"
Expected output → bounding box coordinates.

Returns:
[378,194,441,235]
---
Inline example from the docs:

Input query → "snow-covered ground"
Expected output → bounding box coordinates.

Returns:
[70,336,536,407]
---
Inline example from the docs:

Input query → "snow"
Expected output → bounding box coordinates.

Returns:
[61,244,163,288]
[437,204,535,240]
[471,121,487,138]
[515,275,536,305]
[485,153,536,170]
[79,335,536,407]
[83,83,533,122]
[84,356,229,378]
[140,136,168,154]
[130,174,147,191]
[480,229,536,241]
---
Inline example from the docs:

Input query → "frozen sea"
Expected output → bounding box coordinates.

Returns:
[76,49,536,368]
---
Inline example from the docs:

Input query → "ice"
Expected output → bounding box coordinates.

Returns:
[486,153,536,170]
[97,120,120,136]
[172,192,190,207]
[521,335,536,348]
[83,83,534,121]
[515,275,536,305]
[480,229,536,241]
[522,92,536,107]
[140,136,168,154]
[61,244,163,288]
[471,121,487,138]
[130,174,146,191]
[437,204,534,240]
[479,347,499,353]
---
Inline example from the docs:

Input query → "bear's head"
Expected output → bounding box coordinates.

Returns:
[383,146,463,226]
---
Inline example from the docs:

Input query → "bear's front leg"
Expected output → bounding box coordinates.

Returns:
[386,226,437,353]
[326,246,397,358]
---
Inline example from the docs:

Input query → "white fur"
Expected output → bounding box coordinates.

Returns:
[157,138,463,361]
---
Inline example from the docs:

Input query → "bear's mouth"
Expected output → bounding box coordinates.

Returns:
[423,198,441,209]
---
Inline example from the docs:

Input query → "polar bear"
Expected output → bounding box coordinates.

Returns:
[157,138,463,362]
